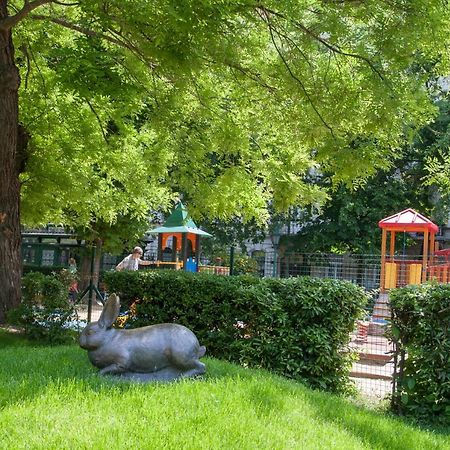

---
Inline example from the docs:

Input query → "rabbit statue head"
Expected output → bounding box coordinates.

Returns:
[79,293,206,381]
[79,293,121,351]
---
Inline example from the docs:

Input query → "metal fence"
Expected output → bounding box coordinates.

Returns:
[252,251,396,399]
[253,251,382,289]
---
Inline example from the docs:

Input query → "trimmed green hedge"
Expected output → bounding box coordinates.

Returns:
[390,284,450,423]
[103,270,367,392]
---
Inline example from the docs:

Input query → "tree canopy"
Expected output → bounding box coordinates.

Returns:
[13,0,450,227]
[422,97,450,220]
[286,163,432,255]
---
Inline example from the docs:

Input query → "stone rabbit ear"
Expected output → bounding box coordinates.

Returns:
[98,293,121,329]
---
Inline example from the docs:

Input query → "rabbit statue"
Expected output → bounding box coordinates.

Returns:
[79,293,206,381]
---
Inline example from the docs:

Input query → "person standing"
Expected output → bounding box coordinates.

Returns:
[67,257,79,302]
[68,257,77,274]
[115,246,151,271]
[68,278,79,303]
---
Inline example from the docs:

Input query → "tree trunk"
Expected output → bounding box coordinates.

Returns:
[0,1,22,323]
[79,248,91,292]
[79,239,103,292]
[93,238,103,288]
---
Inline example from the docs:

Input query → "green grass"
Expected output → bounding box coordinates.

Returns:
[0,329,449,450]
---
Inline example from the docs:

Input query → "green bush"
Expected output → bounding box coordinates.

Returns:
[232,254,259,275]
[8,271,79,344]
[390,284,450,423]
[103,270,367,392]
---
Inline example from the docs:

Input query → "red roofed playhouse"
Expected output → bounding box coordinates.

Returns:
[355,208,445,352]
[378,208,440,291]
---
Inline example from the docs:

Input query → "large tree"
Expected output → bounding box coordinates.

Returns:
[1,1,450,322]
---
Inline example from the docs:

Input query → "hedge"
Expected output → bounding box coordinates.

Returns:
[390,284,450,423]
[8,271,79,344]
[102,270,367,393]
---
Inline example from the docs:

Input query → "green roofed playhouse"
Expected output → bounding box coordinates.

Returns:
[149,202,212,272]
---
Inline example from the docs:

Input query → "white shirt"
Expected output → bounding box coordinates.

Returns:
[116,254,144,271]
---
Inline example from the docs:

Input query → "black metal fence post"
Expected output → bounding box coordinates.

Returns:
[76,244,105,322]
[229,246,235,276]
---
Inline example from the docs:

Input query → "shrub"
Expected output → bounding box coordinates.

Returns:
[390,284,450,424]
[8,271,79,344]
[103,270,367,392]
[232,254,259,275]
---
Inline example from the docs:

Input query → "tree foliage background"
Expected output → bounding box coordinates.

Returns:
[286,95,450,254]
[12,0,450,232]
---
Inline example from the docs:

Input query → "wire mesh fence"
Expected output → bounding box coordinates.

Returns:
[253,251,382,289]
[252,251,396,399]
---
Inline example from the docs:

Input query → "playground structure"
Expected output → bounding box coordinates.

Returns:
[352,209,443,393]
[428,247,450,283]
[147,202,215,273]
[378,208,440,291]
[370,208,447,326]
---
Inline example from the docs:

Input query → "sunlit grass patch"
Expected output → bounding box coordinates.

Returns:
[0,329,448,449]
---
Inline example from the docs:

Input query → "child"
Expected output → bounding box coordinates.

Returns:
[68,279,79,303]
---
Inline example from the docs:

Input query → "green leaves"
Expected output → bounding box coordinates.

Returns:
[10,0,450,232]
[391,324,400,340]
[391,284,450,423]
[406,377,416,391]
[8,272,78,345]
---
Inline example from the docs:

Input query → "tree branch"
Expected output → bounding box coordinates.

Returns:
[257,5,385,81]
[85,99,108,143]
[19,44,31,89]
[0,0,53,30]
[52,1,80,5]
[258,9,336,138]
[107,26,156,69]
[223,59,276,92]
[293,20,385,81]
[31,14,123,46]
[31,14,157,69]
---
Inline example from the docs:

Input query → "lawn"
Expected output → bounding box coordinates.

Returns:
[0,329,448,450]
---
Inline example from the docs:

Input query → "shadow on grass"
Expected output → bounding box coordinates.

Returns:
[0,328,237,409]
[0,328,124,407]
[0,327,34,347]
[1,328,448,447]
[204,356,450,445]
[301,389,449,449]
